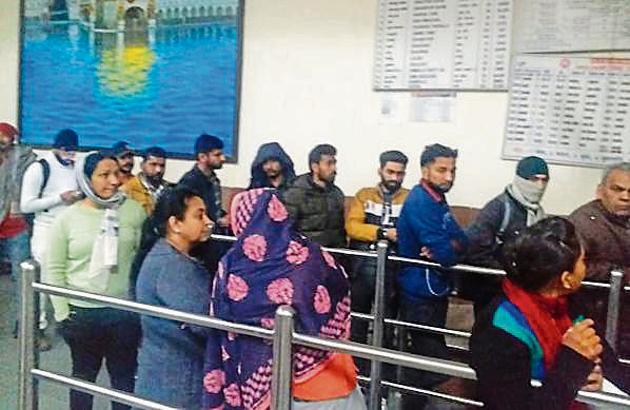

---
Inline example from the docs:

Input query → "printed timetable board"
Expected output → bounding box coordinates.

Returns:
[503,55,630,167]
[512,0,630,54]
[373,0,513,91]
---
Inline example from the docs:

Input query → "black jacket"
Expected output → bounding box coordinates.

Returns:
[178,165,224,222]
[282,173,346,248]
[247,142,296,192]
[471,294,629,410]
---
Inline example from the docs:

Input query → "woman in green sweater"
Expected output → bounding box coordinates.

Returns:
[46,152,146,410]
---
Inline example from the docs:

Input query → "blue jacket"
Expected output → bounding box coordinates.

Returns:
[397,182,468,300]
[135,240,212,409]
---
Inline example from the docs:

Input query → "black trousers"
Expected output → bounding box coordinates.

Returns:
[398,297,450,410]
[349,256,398,376]
[58,307,141,410]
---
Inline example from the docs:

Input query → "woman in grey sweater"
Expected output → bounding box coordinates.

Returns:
[134,186,214,409]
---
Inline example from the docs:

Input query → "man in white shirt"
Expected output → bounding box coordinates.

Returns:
[20,129,82,351]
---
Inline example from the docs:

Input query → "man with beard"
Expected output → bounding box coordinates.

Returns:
[569,163,630,359]
[178,134,228,273]
[122,146,172,215]
[346,150,409,374]
[464,156,549,316]
[396,143,467,409]
[112,141,136,185]
[20,128,82,351]
[283,144,346,247]
[247,142,296,192]
[0,123,36,339]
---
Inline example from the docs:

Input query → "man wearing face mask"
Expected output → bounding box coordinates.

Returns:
[112,141,136,185]
[464,156,549,315]
[122,146,171,215]
[569,163,630,359]
[20,128,82,350]
[346,150,409,375]
[396,143,467,409]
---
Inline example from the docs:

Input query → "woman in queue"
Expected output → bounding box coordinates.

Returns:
[133,186,215,409]
[203,188,365,410]
[470,216,629,409]
[46,152,146,410]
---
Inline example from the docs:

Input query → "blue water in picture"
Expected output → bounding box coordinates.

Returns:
[20,21,239,158]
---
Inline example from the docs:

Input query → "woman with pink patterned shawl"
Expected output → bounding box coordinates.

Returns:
[203,189,365,410]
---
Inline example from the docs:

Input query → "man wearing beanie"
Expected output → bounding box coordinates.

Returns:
[20,129,83,350]
[112,141,136,185]
[464,155,550,315]
[0,122,36,340]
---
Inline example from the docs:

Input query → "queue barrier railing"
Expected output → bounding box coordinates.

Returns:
[212,234,628,410]
[18,260,630,410]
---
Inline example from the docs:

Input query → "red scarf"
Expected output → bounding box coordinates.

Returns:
[503,279,588,409]
[502,279,573,371]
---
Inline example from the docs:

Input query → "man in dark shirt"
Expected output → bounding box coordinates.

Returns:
[178,134,228,272]
[283,144,346,248]
[178,134,228,227]
[569,162,630,359]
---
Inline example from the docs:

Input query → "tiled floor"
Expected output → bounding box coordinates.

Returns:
[0,273,476,410]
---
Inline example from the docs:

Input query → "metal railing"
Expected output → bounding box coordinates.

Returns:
[18,257,630,410]
[211,234,628,409]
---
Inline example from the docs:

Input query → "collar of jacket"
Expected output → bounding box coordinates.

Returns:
[306,173,334,192]
[595,200,630,228]
[420,179,444,203]
[377,183,406,201]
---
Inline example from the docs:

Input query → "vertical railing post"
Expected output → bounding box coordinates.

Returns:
[369,240,388,410]
[605,269,624,350]
[18,260,40,410]
[271,306,295,410]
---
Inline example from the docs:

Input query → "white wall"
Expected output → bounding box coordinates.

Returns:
[1,0,606,215]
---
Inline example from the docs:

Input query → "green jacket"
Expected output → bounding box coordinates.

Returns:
[282,173,346,248]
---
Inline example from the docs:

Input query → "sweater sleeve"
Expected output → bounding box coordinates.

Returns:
[20,161,63,214]
[156,262,211,337]
[45,214,71,321]
[405,199,460,267]
[465,197,504,269]
[471,326,594,410]
[345,190,378,242]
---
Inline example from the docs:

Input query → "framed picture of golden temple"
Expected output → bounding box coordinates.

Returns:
[19,0,243,159]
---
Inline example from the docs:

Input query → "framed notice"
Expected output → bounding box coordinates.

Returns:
[503,55,630,167]
[373,0,513,91]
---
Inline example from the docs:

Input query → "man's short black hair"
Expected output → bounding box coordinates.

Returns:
[308,144,337,167]
[379,150,408,168]
[420,143,458,167]
[194,134,224,156]
[142,146,166,161]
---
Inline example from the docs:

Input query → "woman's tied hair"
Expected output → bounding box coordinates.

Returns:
[501,217,583,292]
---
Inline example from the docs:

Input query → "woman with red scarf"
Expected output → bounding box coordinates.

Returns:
[470,217,629,409]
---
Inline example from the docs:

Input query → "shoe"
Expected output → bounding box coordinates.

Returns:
[13,321,18,339]
[36,331,52,352]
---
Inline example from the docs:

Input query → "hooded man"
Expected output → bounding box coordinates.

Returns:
[464,156,550,315]
[247,142,296,192]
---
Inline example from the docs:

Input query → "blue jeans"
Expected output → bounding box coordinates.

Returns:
[0,230,31,322]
